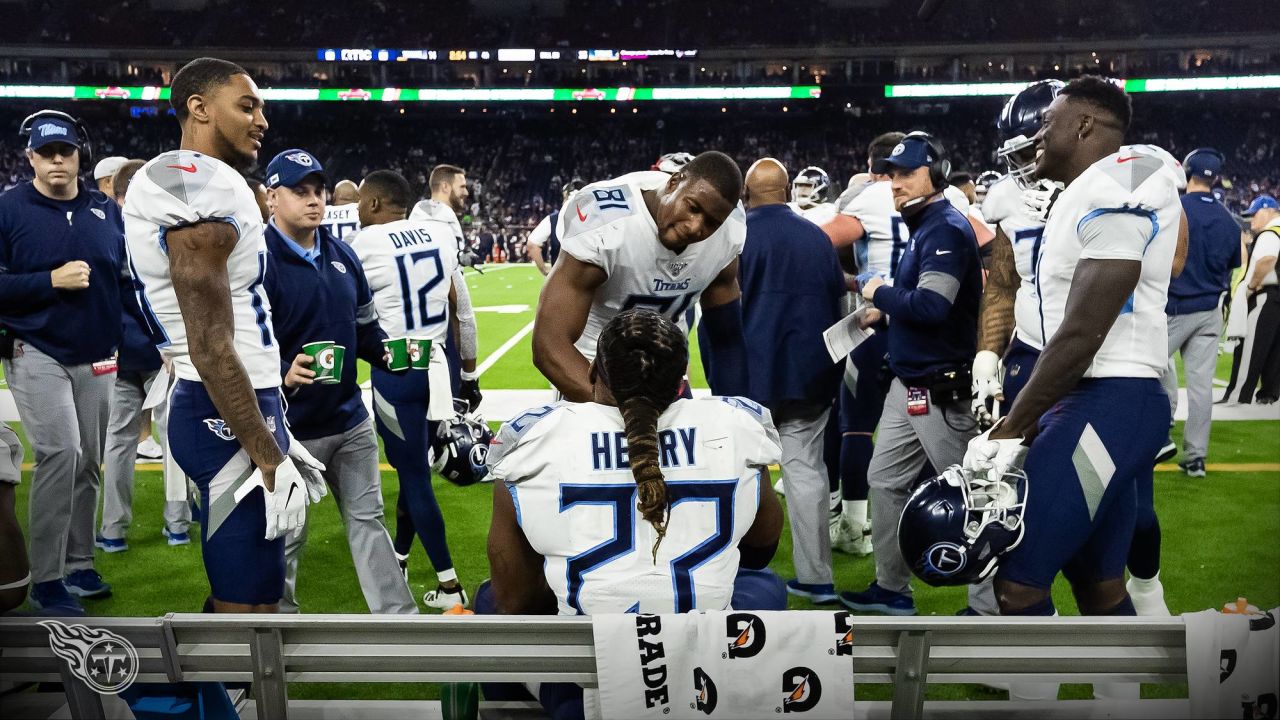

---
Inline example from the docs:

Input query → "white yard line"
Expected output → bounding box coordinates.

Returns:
[475,319,536,377]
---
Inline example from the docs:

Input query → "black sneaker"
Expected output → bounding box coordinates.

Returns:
[1154,439,1177,464]
[1178,458,1206,478]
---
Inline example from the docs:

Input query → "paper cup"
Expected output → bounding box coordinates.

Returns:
[409,337,432,370]
[303,341,345,384]
[383,337,411,371]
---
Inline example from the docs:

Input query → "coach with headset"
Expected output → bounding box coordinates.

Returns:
[0,110,124,614]
[839,132,986,617]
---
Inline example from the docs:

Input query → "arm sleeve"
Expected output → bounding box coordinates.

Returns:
[873,227,968,324]
[453,268,478,360]
[0,217,58,310]
[701,298,750,397]
[559,227,611,274]
[1077,210,1155,262]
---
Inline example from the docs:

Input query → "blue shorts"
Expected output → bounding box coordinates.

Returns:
[1001,337,1041,409]
[839,326,891,435]
[997,378,1169,590]
[168,380,289,605]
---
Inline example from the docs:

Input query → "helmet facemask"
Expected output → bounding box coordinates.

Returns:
[956,465,1029,582]
[997,136,1039,190]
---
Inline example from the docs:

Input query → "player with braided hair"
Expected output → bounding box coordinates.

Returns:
[478,307,786,718]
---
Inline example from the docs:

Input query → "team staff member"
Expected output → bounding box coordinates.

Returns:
[738,158,845,604]
[93,156,129,197]
[0,112,123,614]
[528,178,586,276]
[840,133,984,617]
[98,158,192,552]
[1160,149,1242,477]
[261,150,418,615]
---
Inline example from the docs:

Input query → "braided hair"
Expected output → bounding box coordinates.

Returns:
[596,309,689,561]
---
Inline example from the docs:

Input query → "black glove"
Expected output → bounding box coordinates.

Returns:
[459,378,482,412]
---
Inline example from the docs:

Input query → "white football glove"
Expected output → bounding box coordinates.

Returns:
[235,456,308,540]
[286,432,328,504]
[1020,179,1064,224]
[963,419,1030,481]
[971,350,1004,430]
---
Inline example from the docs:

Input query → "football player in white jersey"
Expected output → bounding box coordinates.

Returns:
[964,78,1183,626]
[817,132,907,557]
[320,178,360,241]
[787,166,837,225]
[124,57,326,615]
[532,151,750,401]
[528,178,585,276]
[350,170,471,610]
[972,80,1065,429]
[488,308,785,616]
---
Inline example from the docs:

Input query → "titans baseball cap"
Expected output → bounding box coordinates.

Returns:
[1242,194,1278,217]
[93,156,129,180]
[27,117,82,150]
[1183,148,1224,179]
[872,135,936,174]
[265,149,327,189]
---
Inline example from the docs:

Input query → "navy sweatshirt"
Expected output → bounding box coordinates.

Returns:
[739,204,844,408]
[1167,192,1241,315]
[263,222,389,440]
[872,198,982,384]
[0,180,123,365]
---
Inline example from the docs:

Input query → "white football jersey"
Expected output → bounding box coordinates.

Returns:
[123,150,280,389]
[321,202,360,242]
[410,198,464,245]
[985,175,1049,349]
[839,180,908,277]
[1034,144,1183,378]
[787,201,837,226]
[350,218,459,341]
[488,396,783,615]
[555,171,746,361]
[526,213,552,249]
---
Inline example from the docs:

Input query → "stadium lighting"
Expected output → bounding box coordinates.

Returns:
[0,84,821,103]
[885,75,1280,98]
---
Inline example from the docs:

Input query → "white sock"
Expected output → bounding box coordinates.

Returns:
[843,500,868,527]
[436,568,458,585]
[1128,571,1161,591]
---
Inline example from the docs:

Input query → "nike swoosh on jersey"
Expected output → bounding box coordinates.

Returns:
[935,249,952,255]
[576,205,588,222]
[166,163,198,173]
[1115,156,1139,164]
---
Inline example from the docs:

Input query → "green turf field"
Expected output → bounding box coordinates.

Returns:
[5,262,1278,704]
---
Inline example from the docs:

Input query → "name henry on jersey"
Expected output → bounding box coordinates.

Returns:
[591,427,699,471]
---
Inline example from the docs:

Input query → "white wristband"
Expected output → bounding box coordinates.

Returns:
[460,370,479,381]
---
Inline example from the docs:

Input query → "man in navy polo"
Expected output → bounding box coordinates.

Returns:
[840,133,984,617]
[261,149,417,615]
[1160,148,1242,478]
[0,111,123,614]
[739,158,845,607]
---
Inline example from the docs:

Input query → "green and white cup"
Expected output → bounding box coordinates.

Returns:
[409,337,432,370]
[383,337,412,371]
[303,341,345,384]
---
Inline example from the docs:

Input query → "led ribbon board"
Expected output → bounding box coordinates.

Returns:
[885,75,1280,97]
[0,85,820,102]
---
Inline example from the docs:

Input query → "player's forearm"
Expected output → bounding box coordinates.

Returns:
[993,259,1139,441]
[532,335,592,401]
[175,276,283,473]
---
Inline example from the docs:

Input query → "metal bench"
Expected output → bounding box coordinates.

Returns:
[0,613,1190,719]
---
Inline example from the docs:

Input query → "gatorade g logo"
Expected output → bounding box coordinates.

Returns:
[725,613,766,659]
[691,667,718,714]
[409,342,424,362]
[834,612,854,656]
[781,667,823,713]
[316,347,336,370]
[1220,649,1237,683]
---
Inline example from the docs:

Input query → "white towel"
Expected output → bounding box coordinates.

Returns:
[591,610,854,720]
[1183,605,1279,719]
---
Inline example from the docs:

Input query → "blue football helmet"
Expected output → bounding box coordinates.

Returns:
[432,400,494,486]
[996,80,1064,189]
[792,166,831,208]
[898,464,1028,586]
